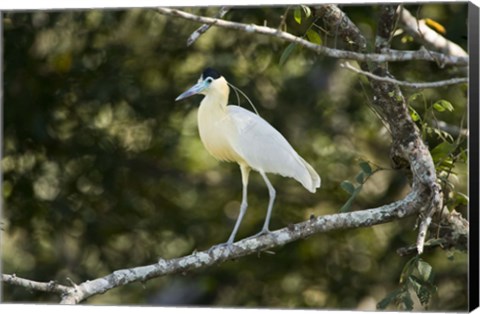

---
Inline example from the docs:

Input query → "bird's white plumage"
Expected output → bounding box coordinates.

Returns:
[226,105,320,192]
[176,70,320,246]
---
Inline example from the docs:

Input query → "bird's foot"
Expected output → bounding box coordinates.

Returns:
[245,228,272,240]
[207,241,234,254]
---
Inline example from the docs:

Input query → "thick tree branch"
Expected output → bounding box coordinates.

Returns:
[316,5,446,254]
[340,61,468,88]
[314,4,368,53]
[3,188,426,304]
[373,5,443,255]
[155,7,468,67]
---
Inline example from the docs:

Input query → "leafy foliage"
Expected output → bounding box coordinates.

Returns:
[378,257,437,310]
[280,5,322,65]
[339,161,383,212]
[378,89,468,310]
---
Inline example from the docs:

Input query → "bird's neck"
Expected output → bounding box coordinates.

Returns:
[201,79,230,114]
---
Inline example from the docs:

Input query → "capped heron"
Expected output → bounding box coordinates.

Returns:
[176,68,320,248]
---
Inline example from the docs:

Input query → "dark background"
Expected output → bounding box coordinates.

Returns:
[2,4,468,309]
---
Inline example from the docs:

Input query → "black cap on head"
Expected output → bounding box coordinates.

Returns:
[202,68,221,80]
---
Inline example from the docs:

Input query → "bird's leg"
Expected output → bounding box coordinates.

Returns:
[260,171,276,234]
[226,173,249,244]
[208,165,250,253]
[246,171,276,240]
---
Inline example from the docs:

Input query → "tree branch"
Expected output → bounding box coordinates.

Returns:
[1,274,72,295]
[397,6,468,57]
[315,4,446,254]
[397,6,468,76]
[340,61,468,88]
[187,6,230,46]
[4,189,425,304]
[155,7,468,67]
[397,209,469,256]
[314,4,368,53]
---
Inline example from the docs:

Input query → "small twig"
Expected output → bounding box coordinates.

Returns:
[340,61,468,89]
[187,7,230,46]
[1,274,72,295]
[277,6,290,32]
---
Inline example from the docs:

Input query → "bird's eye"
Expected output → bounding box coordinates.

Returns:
[206,77,213,84]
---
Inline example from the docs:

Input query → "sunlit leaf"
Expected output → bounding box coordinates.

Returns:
[410,107,421,122]
[425,18,447,34]
[433,99,454,112]
[301,5,311,18]
[417,260,433,282]
[401,34,414,43]
[294,7,302,24]
[306,29,322,45]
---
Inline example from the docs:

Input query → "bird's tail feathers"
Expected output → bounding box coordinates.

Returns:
[297,157,321,193]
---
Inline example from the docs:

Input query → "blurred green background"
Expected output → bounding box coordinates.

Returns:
[2,4,468,310]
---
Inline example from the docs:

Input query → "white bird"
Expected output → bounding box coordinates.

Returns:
[176,68,320,248]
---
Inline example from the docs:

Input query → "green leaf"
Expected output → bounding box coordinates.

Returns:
[454,191,469,205]
[417,260,433,282]
[340,187,361,212]
[417,285,432,305]
[409,275,436,305]
[294,7,302,24]
[430,142,456,163]
[340,180,355,194]
[306,29,322,45]
[408,92,422,103]
[359,161,372,175]
[377,288,403,309]
[339,194,357,212]
[400,256,419,283]
[433,103,445,112]
[279,43,297,65]
[401,34,414,43]
[355,172,365,184]
[409,107,421,122]
[401,290,414,310]
[433,99,454,112]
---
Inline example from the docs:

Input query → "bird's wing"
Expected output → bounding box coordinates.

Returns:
[226,106,320,192]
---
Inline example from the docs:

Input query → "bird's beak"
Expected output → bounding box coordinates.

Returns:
[175,81,208,101]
